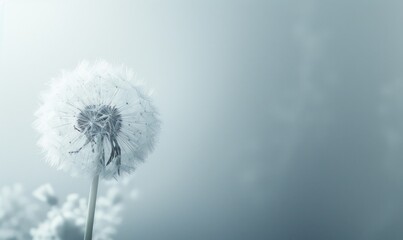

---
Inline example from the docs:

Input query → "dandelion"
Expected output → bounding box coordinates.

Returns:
[35,60,160,239]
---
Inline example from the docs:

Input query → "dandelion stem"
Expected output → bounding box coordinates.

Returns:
[84,174,99,240]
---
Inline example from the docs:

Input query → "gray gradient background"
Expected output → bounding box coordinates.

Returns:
[1,0,403,239]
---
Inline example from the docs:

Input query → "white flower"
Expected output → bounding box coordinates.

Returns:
[35,60,160,179]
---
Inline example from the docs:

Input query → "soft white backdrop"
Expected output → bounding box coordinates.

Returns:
[1,1,403,239]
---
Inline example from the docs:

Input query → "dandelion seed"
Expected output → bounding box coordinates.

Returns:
[34,60,160,239]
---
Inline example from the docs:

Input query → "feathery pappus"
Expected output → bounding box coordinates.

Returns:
[35,60,160,179]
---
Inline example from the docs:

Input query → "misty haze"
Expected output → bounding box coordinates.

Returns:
[1,1,403,239]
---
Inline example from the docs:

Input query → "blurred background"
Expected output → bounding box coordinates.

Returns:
[1,0,403,239]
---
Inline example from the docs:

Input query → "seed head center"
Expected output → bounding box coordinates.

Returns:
[77,105,122,140]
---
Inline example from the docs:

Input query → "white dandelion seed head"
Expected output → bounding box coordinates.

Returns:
[35,60,161,179]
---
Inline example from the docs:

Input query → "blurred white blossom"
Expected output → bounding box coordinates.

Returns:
[31,193,86,240]
[31,183,128,240]
[33,184,58,206]
[0,184,39,240]
[0,177,137,240]
[35,60,160,179]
